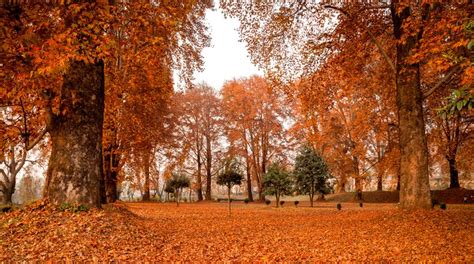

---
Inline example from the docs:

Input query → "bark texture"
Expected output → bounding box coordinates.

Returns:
[1,187,14,204]
[392,3,431,209]
[43,60,105,208]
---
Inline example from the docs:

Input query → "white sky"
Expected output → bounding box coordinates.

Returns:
[193,7,262,90]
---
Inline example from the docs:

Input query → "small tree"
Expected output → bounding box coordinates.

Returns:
[217,168,243,217]
[164,183,175,202]
[294,145,332,207]
[263,163,292,208]
[165,173,190,207]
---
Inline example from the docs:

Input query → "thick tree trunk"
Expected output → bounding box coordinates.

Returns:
[43,60,105,208]
[1,172,16,204]
[309,192,314,207]
[275,193,280,208]
[447,157,460,189]
[1,188,13,204]
[392,3,431,209]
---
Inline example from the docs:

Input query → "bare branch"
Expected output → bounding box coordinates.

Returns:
[0,168,9,185]
[15,148,27,175]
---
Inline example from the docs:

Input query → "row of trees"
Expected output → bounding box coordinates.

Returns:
[170,77,294,203]
[210,145,332,216]
[222,1,473,208]
[264,145,332,208]
[2,71,470,205]
[1,1,471,210]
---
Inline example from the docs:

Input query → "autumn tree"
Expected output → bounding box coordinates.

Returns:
[222,1,471,208]
[0,100,47,204]
[103,1,194,202]
[293,145,331,207]
[263,163,292,208]
[165,173,190,207]
[429,88,473,188]
[175,84,222,201]
[221,76,291,202]
[291,44,398,193]
[216,160,243,216]
[1,1,211,207]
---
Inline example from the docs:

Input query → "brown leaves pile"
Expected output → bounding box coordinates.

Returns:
[1,201,473,261]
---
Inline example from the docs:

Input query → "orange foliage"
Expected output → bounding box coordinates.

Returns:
[1,201,473,261]
[221,76,294,200]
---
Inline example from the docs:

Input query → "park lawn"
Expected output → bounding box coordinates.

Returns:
[1,201,473,262]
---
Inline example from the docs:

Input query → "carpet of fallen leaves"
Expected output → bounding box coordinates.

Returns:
[1,201,473,262]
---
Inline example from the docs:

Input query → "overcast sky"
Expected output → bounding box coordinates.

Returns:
[193,7,262,90]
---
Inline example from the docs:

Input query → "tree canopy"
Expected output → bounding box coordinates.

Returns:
[293,145,332,207]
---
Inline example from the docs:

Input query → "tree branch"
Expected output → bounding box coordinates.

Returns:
[324,5,396,74]
[0,168,9,185]
[26,127,47,151]
[423,65,461,100]
[41,89,56,131]
[15,148,27,175]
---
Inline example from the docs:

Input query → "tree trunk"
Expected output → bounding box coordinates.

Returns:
[353,156,362,193]
[339,181,346,193]
[309,192,314,207]
[354,178,363,193]
[99,167,107,204]
[196,149,203,201]
[391,3,431,209]
[43,60,105,208]
[1,188,13,205]
[142,150,151,201]
[176,189,180,207]
[227,186,231,216]
[447,157,460,189]
[245,158,253,202]
[396,172,401,191]
[275,193,280,208]
[104,147,120,203]
[1,171,16,205]
[377,175,383,191]
[258,186,265,202]
[205,136,212,200]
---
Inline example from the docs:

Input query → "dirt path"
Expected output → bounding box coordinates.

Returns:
[1,201,473,261]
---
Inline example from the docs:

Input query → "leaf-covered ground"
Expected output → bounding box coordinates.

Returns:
[1,201,473,261]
